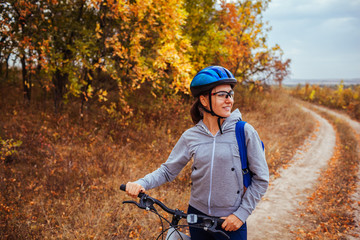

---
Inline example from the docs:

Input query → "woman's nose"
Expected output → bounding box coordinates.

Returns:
[225,96,234,103]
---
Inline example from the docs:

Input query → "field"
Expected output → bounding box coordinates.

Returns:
[0,84,314,239]
[2,1,359,238]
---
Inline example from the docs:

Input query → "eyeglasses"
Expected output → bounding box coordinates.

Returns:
[211,90,234,100]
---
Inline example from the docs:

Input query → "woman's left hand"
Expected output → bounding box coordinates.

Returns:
[221,214,243,231]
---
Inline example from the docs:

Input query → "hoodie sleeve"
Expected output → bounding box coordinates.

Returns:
[134,133,192,190]
[233,124,269,223]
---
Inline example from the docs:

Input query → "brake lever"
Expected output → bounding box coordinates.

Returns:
[209,228,230,239]
[123,195,157,212]
[122,200,143,209]
[202,218,230,240]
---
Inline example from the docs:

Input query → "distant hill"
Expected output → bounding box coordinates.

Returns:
[282,78,360,86]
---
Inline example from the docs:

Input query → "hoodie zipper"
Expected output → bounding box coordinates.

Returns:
[208,136,216,215]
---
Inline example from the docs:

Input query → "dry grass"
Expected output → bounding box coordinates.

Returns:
[292,108,359,239]
[0,85,314,239]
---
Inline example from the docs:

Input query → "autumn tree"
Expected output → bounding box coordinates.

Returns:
[1,0,292,114]
[183,0,226,72]
[267,56,291,87]
[45,0,194,114]
[0,3,13,80]
[217,0,290,84]
[1,1,42,102]
[84,0,194,119]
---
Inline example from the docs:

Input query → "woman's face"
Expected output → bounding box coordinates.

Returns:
[201,84,234,118]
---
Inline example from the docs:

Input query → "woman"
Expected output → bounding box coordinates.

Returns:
[125,66,269,240]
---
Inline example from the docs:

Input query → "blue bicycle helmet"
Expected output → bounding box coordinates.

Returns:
[190,66,237,97]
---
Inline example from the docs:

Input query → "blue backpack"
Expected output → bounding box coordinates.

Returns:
[235,121,264,190]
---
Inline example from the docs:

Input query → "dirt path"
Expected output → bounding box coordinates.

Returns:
[311,104,360,239]
[247,106,336,239]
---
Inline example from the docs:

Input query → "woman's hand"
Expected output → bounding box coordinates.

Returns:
[221,214,243,231]
[126,182,145,198]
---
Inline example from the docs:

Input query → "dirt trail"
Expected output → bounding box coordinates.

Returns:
[311,104,360,239]
[247,106,336,239]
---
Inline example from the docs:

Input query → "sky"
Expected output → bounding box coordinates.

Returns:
[262,0,360,80]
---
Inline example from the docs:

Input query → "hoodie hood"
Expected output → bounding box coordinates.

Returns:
[224,108,243,126]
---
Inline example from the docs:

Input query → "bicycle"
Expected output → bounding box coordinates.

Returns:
[120,184,230,240]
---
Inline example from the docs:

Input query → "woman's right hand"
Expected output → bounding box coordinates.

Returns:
[126,182,145,198]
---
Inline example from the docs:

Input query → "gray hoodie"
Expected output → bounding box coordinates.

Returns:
[135,109,269,223]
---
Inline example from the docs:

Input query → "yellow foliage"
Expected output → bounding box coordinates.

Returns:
[291,83,360,120]
[0,137,22,162]
[309,89,315,100]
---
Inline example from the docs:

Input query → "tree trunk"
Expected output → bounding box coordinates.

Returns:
[21,55,31,103]
[53,69,68,113]
[5,54,10,80]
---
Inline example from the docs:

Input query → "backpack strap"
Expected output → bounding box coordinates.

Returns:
[235,121,252,189]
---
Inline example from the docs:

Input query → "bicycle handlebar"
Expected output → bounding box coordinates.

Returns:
[120,184,229,239]
[120,184,186,217]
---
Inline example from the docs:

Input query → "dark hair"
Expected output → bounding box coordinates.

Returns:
[190,98,203,124]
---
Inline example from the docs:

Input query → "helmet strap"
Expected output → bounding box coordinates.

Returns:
[199,89,225,134]
[217,117,223,134]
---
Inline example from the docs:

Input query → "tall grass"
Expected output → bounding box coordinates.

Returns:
[0,84,314,239]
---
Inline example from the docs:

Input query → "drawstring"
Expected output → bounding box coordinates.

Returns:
[217,117,223,134]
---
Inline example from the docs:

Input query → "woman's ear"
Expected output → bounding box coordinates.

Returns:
[199,95,208,107]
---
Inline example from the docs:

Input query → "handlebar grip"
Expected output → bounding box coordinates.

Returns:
[120,184,145,198]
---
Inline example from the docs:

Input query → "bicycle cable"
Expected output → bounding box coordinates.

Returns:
[151,208,186,240]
